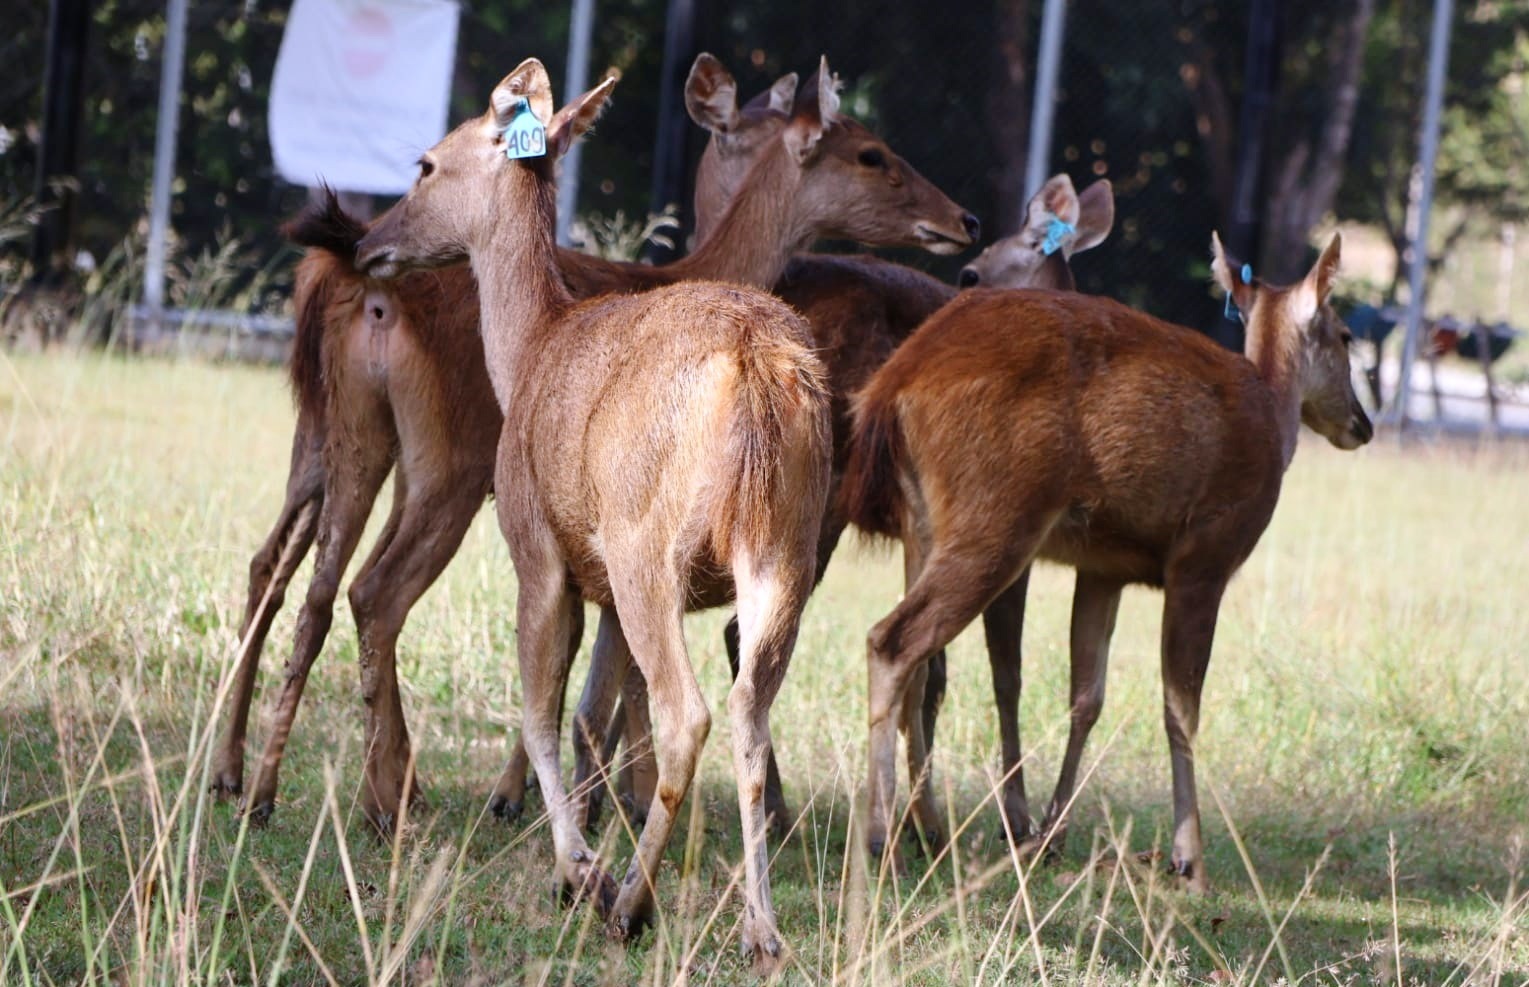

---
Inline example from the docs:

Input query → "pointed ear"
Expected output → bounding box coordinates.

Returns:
[1210,232,1256,314]
[1307,232,1343,304]
[547,73,619,160]
[766,71,798,114]
[783,56,840,163]
[1069,179,1113,256]
[491,58,555,134]
[1022,174,1080,241]
[684,53,739,134]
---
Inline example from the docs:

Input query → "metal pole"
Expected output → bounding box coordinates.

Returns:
[556,0,596,246]
[142,0,190,336]
[1387,0,1453,429]
[1023,0,1067,202]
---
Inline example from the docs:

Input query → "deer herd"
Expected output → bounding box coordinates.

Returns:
[215,53,1371,963]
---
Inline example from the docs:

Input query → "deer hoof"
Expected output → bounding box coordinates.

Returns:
[556,852,618,916]
[210,770,243,800]
[741,917,783,975]
[242,798,275,828]
[487,795,523,824]
[1170,856,1209,895]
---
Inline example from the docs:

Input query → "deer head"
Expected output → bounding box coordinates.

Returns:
[1212,232,1373,451]
[957,175,1113,288]
[356,59,617,278]
[762,57,977,254]
[688,54,798,237]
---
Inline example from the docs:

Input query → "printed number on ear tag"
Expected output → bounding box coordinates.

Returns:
[503,100,546,160]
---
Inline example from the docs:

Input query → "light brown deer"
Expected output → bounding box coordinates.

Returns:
[214,54,976,834]
[354,59,828,961]
[595,174,1117,838]
[839,231,1372,889]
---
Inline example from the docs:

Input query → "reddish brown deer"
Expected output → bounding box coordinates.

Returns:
[840,231,1371,890]
[214,54,976,834]
[354,59,828,961]
[595,174,1116,836]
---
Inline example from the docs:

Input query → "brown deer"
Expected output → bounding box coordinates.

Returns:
[594,174,1116,837]
[839,231,1372,890]
[353,59,828,960]
[213,54,976,834]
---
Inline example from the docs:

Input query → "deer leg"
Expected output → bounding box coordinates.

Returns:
[243,438,393,824]
[981,566,1034,844]
[488,601,584,824]
[345,476,486,836]
[606,565,710,942]
[1159,573,1227,894]
[866,530,1047,865]
[723,616,789,837]
[1038,571,1123,856]
[727,554,812,971]
[214,412,325,798]
[615,663,656,825]
[897,531,945,854]
[570,606,630,830]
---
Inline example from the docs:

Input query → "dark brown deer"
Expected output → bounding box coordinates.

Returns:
[840,231,1371,890]
[354,59,828,961]
[213,54,976,833]
[594,174,1116,837]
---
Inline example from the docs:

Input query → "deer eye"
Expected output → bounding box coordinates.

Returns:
[418,158,435,179]
[857,147,886,169]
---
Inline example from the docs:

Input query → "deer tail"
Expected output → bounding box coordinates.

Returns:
[281,185,368,426]
[709,322,831,562]
[838,385,906,540]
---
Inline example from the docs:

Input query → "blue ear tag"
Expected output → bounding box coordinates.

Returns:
[1041,213,1076,256]
[502,99,547,160]
[1224,263,1254,323]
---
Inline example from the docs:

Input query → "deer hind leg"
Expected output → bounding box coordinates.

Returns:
[897,533,946,854]
[982,566,1033,844]
[215,412,326,799]
[489,600,583,824]
[723,616,788,837]
[569,606,630,830]
[1037,571,1123,858]
[614,661,656,826]
[605,562,710,942]
[1159,572,1227,894]
[866,517,1055,866]
[244,434,394,824]
[345,473,487,836]
[726,552,813,970]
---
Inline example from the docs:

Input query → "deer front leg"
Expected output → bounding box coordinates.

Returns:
[1159,573,1226,894]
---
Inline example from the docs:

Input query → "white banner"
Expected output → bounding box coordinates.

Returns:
[270,0,459,195]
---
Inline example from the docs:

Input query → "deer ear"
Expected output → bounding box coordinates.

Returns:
[783,56,840,163]
[491,58,555,135]
[1210,232,1256,315]
[1069,179,1113,257]
[547,73,619,160]
[1308,232,1343,304]
[766,71,799,114]
[684,53,739,134]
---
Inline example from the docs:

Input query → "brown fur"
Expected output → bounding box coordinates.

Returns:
[845,233,1371,889]
[353,60,830,960]
[214,53,975,836]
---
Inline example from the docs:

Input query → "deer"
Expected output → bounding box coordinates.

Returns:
[838,230,1372,890]
[213,53,977,841]
[591,173,1117,840]
[351,58,833,962]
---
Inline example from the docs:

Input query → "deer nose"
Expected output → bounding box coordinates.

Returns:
[958,267,980,288]
[961,213,981,243]
[1351,407,1375,444]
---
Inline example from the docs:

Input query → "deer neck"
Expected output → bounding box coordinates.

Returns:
[469,164,572,411]
[669,145,810,289]
[1244,309,1303,468]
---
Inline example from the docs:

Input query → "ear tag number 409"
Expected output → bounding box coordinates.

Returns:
[503,99,546,159]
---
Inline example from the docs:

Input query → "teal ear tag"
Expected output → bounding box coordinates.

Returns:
[1041,213,1076,256]
[502,99,547,160]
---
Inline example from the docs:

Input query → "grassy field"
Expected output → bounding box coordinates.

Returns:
[2,350,1527,986]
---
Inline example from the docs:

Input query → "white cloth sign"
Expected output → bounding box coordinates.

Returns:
[270,0,459,194]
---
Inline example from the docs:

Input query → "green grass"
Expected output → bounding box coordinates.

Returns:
[2,349,1527,985]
